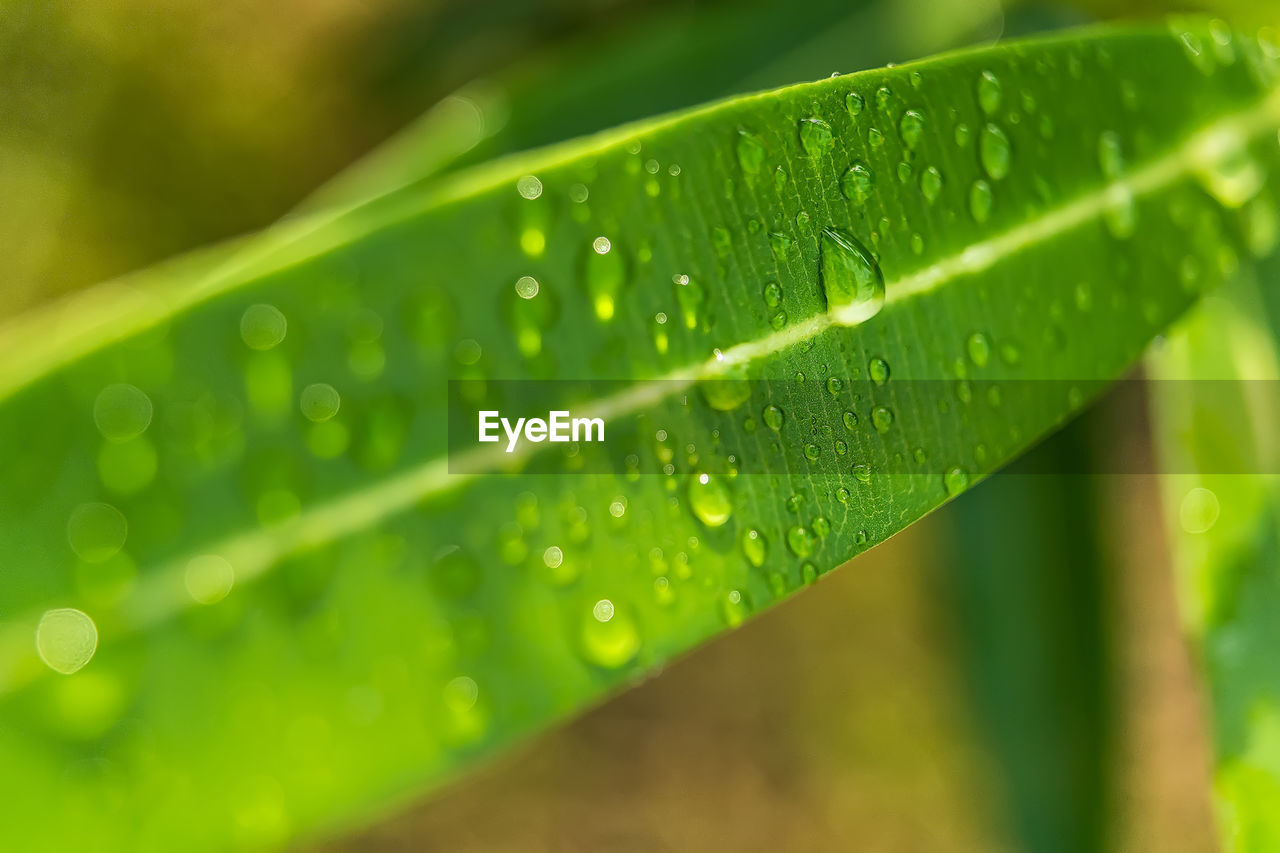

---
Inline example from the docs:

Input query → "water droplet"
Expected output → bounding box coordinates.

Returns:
[1097,130,1124,179]
[854,529,869,545]
[812,516,831,538]
[897,161,913,183]
[300,383,341,422]
[840,163,874,202]
[845,92,865,116]
[1197,138,1265,208]
[819,228,884,323]
[240,304,287,351]
[920,166,943,203]
[799,118,834,156]
[899,110,925,150]
[871,406,894,433]
[954,123,971,147]
[826,377,844,396]
[763,404,785,431]
[582,599,640,668]
[944,466,970,496]
[511,174,544,201]
[742,528,767,567]
[804,443,820,461]
[1104,186,1137,238]
[867,127,884,148]
[674,274,706,330]
[843,410,858,430]
[835,440,848,456]
[836,487,852,504]
[763,281,783,307]
[770,231,792,261]
[979,124,1011,179]
[853,463,872,483]
[689,472,732,527]
[67,503,127,563]
[869,357,890,385]
[35,608,98,675]
[721,589,750,627]
[966,332,991,367]
[786,525,815,557]
[515,275,539,299]
[586,238,627,320]
[93,384,153,442]
[977,70,1002,114]
[875,86,893,111]
[969,180,993,222]
[1074,282,1093,312]
[769,310,788,330]
[736,131,767,176]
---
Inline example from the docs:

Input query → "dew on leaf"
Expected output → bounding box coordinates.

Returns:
[840,163,874,202]
[920,166,943,203]
[799,118,834,156]
[763,404,785,431]
[977,70,1002,114]
[741,528,767,567]
[818,228,884,323]
[786,524,815,557]
[581,599,640,668]
[966,332,991,367]
[944,466,970,496]
[689,472,732,528]
[979,123,1011,179]
[969,180,993,222]
[899,110,925,150]
[871,406,894,434]
[869,357,890,385]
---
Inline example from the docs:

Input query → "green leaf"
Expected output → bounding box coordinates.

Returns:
[1,21,1279,851]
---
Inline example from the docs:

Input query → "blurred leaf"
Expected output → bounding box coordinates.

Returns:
[0,21,1278,851]
[1149,234,1280,847]
[941,421,1113,853]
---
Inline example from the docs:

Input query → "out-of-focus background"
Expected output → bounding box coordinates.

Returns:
[3,0,1273,849]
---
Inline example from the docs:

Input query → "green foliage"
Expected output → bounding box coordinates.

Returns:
[0,20,1278,851]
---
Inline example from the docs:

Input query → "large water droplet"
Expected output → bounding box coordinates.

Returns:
[819,228,884,323]
[979,124,1011,180]
[689,472,733,527]
[763,404,785,431]
[799,118,834,156]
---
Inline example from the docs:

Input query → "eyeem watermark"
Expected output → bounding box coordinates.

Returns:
[478,410,605,453]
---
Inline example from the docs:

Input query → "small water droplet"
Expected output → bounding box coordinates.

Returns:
[845,92,865,116]
[977,70,1002,114]
[853,463,872,483]
[736,131,767,175]
[721,589,750,627]
[840,163,874,202]
[689,472,732,527]
[770,231,793,261]
[826,377,844,397]
[871,406,894,434]
[920,166,943,203]
[876,86,893,111]
[979,124,1011,179]
[869,357,890,385]
[585,239,627,320]
[763,281,783,307]
[763,404,785,431]
[969,180,993,222]
[812,516,831,538]
[966,332,991,367]
[804,443,820,460]
[899,110,925,150]
[944,466,970,496]
[742,528,767,567]
[867,127,884,148]
[819,228,884,323]
[786,525,815,557]
[582,599,640,668]
[1097,130,1124,179]
[843,410,859,430]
